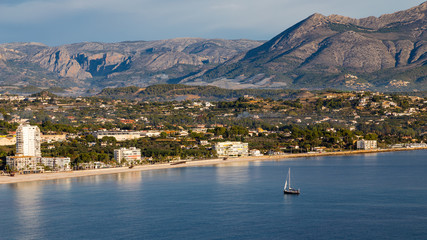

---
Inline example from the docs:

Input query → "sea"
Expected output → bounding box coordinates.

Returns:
[1,150,426,240]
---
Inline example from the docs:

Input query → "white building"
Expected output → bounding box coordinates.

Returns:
[40,157,71,171]
[249,149,263,156]
[0,136,16,146]
[93,130,141,141]
[6,123,72,172]
[41,134,67,143]
[214,141,249,157]
[141,131,162,137]
[114,147,141,164]
[6,156,40,172]
[357,140,377,150]
[6,156,71,171]
[16,123,41,157]
[6,123,71,171]
[191,128,208,133]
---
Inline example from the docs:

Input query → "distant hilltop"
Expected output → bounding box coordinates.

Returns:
[0,2,426,94]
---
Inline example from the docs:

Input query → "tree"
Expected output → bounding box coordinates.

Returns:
[212,127,227,136]
[101,136,117,145]
[365,133,378,140]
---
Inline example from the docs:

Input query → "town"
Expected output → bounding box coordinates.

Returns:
[0,89,426,174]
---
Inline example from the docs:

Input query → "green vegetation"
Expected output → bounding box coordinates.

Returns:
[30,90,59,98]
[0,89,425,170]
[98,84,302,101]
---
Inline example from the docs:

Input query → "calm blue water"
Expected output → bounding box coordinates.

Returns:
[1,150,426,240]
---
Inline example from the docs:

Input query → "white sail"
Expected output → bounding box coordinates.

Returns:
[284,168,290,190]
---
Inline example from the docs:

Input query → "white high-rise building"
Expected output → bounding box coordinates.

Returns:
[16,123,41,157]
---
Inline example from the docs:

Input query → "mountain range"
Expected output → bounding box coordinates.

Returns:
[0,2,426,94]
[191,1,427,91]
[0,39,262,95]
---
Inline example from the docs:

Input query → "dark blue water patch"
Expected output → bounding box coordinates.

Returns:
[0,150,426,240]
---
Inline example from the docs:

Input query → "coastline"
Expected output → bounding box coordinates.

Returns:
[1,147,426,185]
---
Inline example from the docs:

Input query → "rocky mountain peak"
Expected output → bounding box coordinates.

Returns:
[411,1,427,11]
[306,13,327,21]
[200,2,427,91]
[324,1,427,30]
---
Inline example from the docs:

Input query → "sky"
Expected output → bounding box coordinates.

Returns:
[0,0,425,46]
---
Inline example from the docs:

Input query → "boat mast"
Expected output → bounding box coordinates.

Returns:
[288,168,291,189]
[284,177,288,190]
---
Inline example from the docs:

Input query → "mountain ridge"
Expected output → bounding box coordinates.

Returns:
[0,2,426,94]
[193,1,427,91]
[0,38,263,94]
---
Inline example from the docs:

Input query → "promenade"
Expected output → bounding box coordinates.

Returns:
[1,147,426,184]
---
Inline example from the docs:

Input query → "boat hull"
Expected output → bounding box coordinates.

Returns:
[284,189,300,195]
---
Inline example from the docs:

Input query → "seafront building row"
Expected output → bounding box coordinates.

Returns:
[6,156,71,172]
[5,125,252,172]
[5,124,392,173]
[5,124,147,171]
[6,123,71,172]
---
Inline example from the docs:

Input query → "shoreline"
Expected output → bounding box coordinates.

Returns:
[1,147,426,185]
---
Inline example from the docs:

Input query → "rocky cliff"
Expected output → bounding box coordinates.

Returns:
[0,38,262,92]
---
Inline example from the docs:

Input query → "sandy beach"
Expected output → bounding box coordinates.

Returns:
[1,147,426,184]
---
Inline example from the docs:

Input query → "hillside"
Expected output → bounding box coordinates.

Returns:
[188,2,427,91]
[0,39,263,95]
[96,84,307,101]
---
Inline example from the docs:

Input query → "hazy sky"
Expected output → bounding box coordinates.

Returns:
[0,0,425,46]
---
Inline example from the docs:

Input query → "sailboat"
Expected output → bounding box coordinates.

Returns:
[284,168,300,194]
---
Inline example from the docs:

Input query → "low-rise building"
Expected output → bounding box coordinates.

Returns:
[405,143,427,148]
[6,156,40,172]
[357,140,377,150]
[114,147,141,164]
[214,141,248,157]
[41,134,67,143]
[40,157,71,171]
[312,147,326,153]
[0,136,16,146]
[191,128,208,133]
[140,130,162,137]
[78,162,110,170]
[391,143,427,148]
[6,156,71,171]
[93,130,141,141]
[249,149,263,156]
